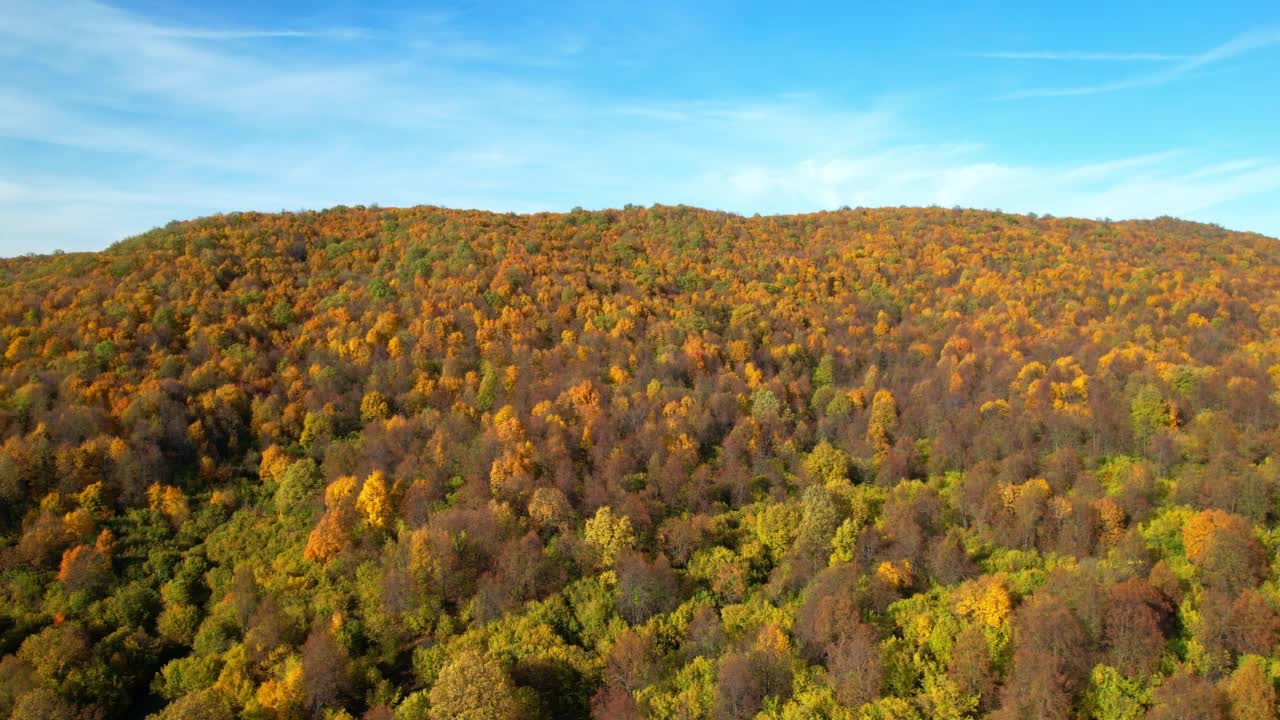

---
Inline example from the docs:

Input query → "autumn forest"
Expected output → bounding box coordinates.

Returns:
[2,204,1280,720]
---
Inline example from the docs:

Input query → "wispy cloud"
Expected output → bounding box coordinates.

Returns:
[148,28,368,41]
[1000,27,1280,98]
[1059,151,1184,182]
[971,51,1187,62]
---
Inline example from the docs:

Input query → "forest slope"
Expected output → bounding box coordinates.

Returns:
[1,205,1280,719]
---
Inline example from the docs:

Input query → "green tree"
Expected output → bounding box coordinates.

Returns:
[1129,384,1168,449]
[813,353,835,387]
[585,506,636,567]
[300,410,333,451]
[750,389,782,420]
[1081,665,1150,720]
[477,363,499,412]
[803,440,850,485]
[93,340,116,370]
[274,458,322,520]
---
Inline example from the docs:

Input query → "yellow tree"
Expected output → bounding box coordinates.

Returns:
[428,650,523,720]
[355,471,393,530]
[259,444,291,484]
[585,506,636,567]
[953,575,1012,629]
[147,483,190,527]
[359,391,390,424]
[868,389,898,455]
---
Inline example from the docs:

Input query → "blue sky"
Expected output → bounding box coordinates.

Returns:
[1,1,1279,255]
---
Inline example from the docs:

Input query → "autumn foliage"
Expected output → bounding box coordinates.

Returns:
[0,204,1278,718]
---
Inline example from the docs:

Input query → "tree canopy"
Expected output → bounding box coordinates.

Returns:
[0,205,1279,719]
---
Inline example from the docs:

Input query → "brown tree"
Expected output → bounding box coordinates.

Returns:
[827,622,883,708]
[1145,669,1227,720]
[615,551,679,625]
[948,625,997,712]
[1105,577,1171,677]
[1222,656,1277,720]
[301,618,351,713]
[715,653,763,720]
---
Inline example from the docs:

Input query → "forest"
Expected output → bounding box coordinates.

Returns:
[1,204,1279,720]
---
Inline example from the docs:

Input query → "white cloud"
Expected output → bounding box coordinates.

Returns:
[1059,151,1184,182]
[148,28,367,41]
[999,27,1280,98]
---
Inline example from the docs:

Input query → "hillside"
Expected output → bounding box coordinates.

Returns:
[2,204,1280,720]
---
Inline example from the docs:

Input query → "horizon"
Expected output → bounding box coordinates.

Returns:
[2,0,1279,255]
[8,203,1270,261]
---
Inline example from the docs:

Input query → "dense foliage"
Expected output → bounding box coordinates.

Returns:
[1,204,1279,720]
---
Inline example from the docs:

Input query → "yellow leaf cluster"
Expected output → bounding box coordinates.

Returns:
[953,576,1011,628]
